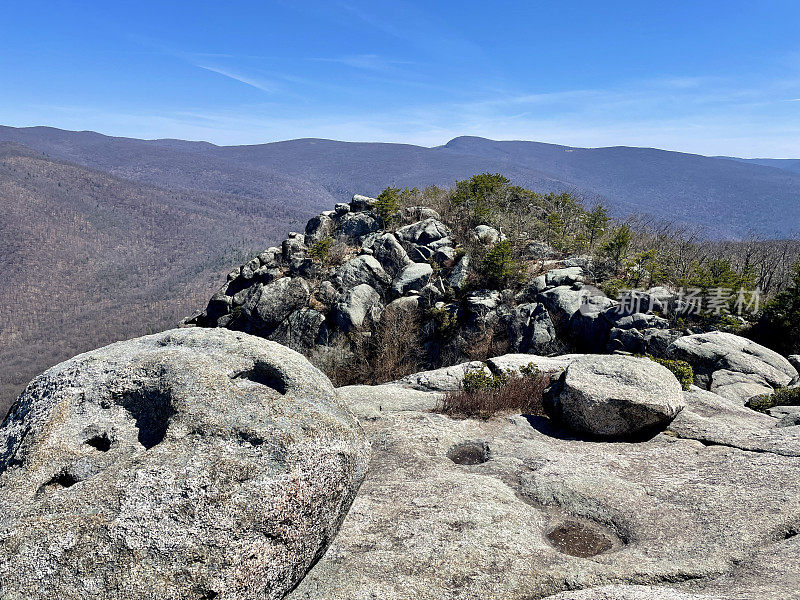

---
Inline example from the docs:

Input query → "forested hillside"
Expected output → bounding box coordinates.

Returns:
[0,142,307,413]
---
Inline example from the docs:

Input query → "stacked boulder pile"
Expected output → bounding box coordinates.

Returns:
[186,195,689,368]
[186,194,512,357]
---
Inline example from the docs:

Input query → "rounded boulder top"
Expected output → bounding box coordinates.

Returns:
[0,327,370,600]
[555,354,686,438]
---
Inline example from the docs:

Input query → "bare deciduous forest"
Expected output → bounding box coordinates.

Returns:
[0,143,306,415]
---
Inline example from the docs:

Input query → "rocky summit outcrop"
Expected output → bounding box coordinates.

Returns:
[286,357,800,600]
[0,328,370,600]
[184,194,577,365]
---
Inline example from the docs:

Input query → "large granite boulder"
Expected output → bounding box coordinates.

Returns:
[554,355,685,437]
[395,218,451,247]
[245,277,311,330]
[334,283,382,332]
[339,212,381,238]
[0,328,370,600]
[545,266,584,288]
[334,255,391,292]
[392,262,433,296]
[268,307,327,350]
[304,213,335,244]
[370,233,413,276]
[539,285,592,324]
[667,331,797,389]
[507,302,558,353]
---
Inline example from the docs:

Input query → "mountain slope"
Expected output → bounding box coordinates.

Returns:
[2,126,799,238]
[0,141,309,414]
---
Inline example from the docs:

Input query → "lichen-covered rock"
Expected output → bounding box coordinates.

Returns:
[304,213,335,244]
[667,331,798,388]
[395,217,452,247]
[555,355,685,437]
[370,233,413,277]
[446,254,470,290]
[333,255,391,292]
[507,302,558,353]
[248,276,311,330]
[339,211,381,238]
[540,285,592,323]
[269,307,327,350]
[545,266,584,287]
[0,328,370,600]
[542,586,718,599]
[710,369,773,404]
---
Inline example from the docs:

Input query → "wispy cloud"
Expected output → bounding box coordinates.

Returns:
[313,54,412,71]
[194,65,278,94]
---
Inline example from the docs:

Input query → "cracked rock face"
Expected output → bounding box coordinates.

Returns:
[0,328,370,600]
[288,361,800,600]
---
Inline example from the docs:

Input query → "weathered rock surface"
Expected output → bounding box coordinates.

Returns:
[507,302,558,353]
[287,362,800,600]
[334,283,382,332]
[334,255,391,292]
[394,361,491,392]
[392,262,433,296]
[250,276,311,330]
[668,386,800,456]
[709,369,773,404]
[554,355,685,437]
[667,331,797,389]
[542,586,720,599]
[395,218,452,247]
[0,328,370,600]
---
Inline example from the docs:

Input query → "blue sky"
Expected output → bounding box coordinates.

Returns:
[1,1,799,156]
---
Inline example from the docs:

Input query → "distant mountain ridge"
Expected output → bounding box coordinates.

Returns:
[716,156,800,175]
[2,125,799,238]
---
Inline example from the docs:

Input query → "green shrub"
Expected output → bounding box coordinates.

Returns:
[746,387,800,412]
[648,357,694,390]
[309,237,333,263]
[462,369,507,393]
[374,187,401,226]
[477,240,524,289]
[427,306,459,340]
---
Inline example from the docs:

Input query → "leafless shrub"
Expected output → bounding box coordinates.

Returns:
[436,370,552,419]
[312,305,425,387]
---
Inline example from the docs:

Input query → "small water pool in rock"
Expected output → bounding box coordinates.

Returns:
[447,441,490,465]
[546,520,613,558]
